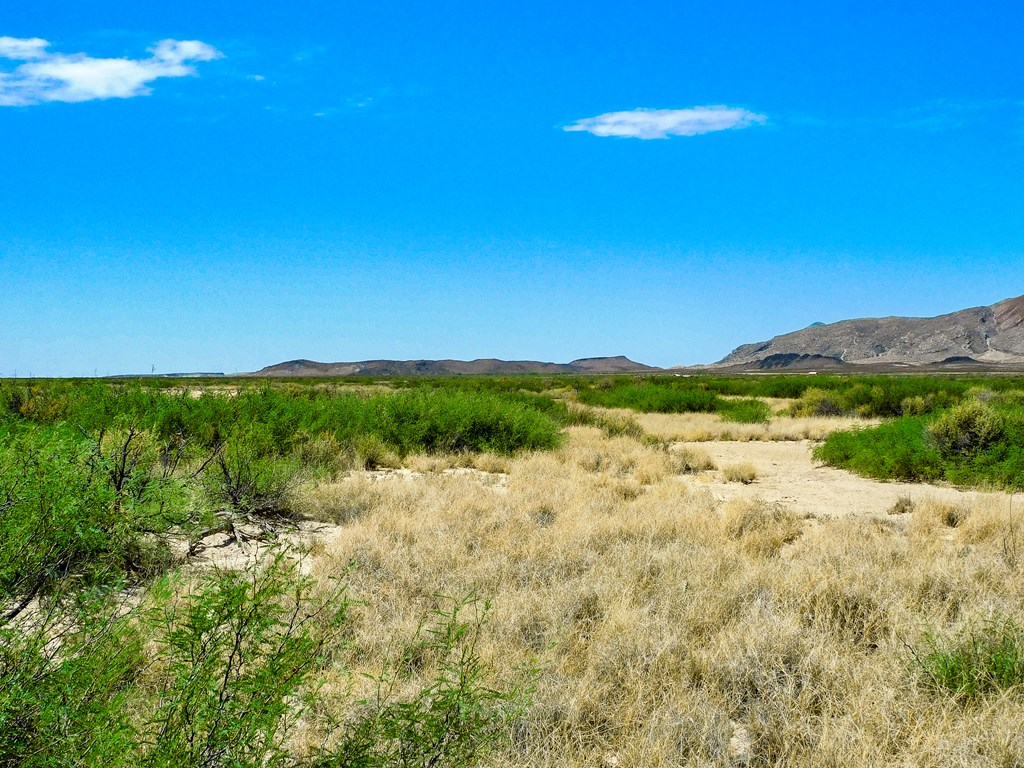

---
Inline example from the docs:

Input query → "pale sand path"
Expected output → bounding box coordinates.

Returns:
[674,439,1015,518]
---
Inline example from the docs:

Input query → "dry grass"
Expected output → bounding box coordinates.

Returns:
[288,426,1024,767]
[722,462,758,484]
[632,410,878,442]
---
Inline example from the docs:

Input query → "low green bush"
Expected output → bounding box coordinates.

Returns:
[813,418,944,482]
[575,381,721,414]
[913,615,1024,701]
[788,386,845,417]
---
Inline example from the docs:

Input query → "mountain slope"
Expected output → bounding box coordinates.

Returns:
[251,356,657,377]
[717,295,1024,367]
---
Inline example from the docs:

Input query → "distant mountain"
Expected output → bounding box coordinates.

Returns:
[250,356,658,377]
[715,295,1024,369]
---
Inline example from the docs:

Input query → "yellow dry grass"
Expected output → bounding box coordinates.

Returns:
[721,461,758,484]
[632,409,877,442]
[290,426,1024,767]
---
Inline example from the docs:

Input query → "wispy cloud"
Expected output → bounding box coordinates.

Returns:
[894,99,1023,132]
[0,36,222,106]
[564,106,767,139]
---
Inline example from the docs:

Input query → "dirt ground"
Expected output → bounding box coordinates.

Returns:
[674,439,1014,518]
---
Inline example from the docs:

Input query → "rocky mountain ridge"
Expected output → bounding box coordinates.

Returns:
[716,295,1024,369]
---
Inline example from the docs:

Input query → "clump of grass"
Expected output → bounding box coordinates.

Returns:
[721,499,801,556]
[564,404,647,440]
[911,500,971,532]
[913,615,1024,701]
[671,446,716,473]
[889,495,916,515]
[722,462,758,484]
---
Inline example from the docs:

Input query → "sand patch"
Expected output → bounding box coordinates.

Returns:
[674,439,1012,518]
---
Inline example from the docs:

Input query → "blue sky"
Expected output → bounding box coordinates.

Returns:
[2,1,1022,375]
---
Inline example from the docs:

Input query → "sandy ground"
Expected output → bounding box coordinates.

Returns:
[675,439,1014,518]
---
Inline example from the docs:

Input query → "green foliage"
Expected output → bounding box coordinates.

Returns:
[913,616,1024,701]
[0,586,147,766]
[815,400,1024,490]
[569,374,978,420]
[927,399,1005,458]
[813,418,944,482]
[788,387,846,417]
[319,596,533,768]
[0,423,184,611]
[787,380,963,418]
[6,382,564,461]
[143,553,347,767]
[0,554,529,767]
[575,380,721,413]
[208,439,304,516]
[718,398,772,424]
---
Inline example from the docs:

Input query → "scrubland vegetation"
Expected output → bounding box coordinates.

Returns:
[2,374,1024,766]
[815,388,1024,489]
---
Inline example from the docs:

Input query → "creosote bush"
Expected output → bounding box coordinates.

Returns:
[928,399,1005,458]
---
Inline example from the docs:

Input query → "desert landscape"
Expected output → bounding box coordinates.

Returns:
[4,5,1022,764]
[3,370,1024,766]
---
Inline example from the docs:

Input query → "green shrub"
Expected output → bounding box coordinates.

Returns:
[928,400,1005,458]
[209,439,304,517]
[719,398,772,424]
[813,418,944,482]
[143,552,348,767]
[0,586,144,765]
[817,403,1024,491]
[0,424,185,612]
[788,387,845,417]
[575,381,722,414]
[914,616,1024,701]
[900,395,929,416]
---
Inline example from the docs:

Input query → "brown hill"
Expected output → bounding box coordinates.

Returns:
[715,295,1024,369]
[251,355,657,377]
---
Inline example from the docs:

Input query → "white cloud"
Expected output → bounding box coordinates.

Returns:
[564,106,767,139]
[0,37,49,59]
[0,37,222,106]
